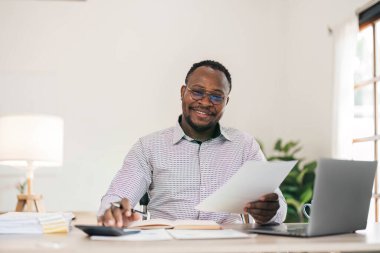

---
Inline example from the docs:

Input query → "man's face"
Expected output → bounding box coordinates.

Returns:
[181,66,230,132]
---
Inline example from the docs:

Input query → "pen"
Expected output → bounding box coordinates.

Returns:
[111,202,148,218]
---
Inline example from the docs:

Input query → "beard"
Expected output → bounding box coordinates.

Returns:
[184,113,215,132]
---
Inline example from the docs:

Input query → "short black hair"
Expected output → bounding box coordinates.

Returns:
[185,60,232,93]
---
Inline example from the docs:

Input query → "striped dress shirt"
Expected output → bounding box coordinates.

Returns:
[98,118,287,224]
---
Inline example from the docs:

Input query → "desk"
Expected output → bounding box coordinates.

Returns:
[0,212,380,253]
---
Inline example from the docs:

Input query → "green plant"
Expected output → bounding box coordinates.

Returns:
[16,178,27,194]
[260,139,317,222]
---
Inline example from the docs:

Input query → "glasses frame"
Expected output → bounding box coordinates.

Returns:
[185,86,226,105]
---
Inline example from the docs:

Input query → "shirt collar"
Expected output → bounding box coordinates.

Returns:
[220,125,232,141]
[172,116,232,145]
[172,120,186,144]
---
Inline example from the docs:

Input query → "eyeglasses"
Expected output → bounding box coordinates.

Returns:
[185,86,226,105]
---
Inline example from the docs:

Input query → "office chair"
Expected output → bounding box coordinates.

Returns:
[241,213,250,224]
[139,193,150,220]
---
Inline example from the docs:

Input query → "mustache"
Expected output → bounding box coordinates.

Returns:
[190,106,216,115]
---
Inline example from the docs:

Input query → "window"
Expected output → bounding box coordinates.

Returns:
[354,2,380,222]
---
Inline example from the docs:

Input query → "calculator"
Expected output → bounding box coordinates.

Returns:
[75,225,140,236]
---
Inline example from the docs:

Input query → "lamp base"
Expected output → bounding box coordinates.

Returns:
[15,194,45,212]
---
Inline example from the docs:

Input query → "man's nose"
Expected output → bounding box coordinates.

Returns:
[198,94,213,106]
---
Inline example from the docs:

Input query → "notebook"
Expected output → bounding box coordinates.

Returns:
[126,219,222,230]
[248,158,377,237]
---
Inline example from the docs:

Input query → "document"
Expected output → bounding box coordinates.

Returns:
[167,229,250,240]
[127,219,221,230]
[196,160,297,213]
[90,229,251,241]
[90,229,173,241]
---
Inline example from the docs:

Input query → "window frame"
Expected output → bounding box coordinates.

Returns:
[354,19,379,222]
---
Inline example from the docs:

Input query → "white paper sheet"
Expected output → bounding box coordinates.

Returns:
[196,160,297,213]
[167,229,251,240]
[90,229,252,241]
[90,229,173,241]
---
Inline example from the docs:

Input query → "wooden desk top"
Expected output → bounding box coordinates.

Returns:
[0,212,380,253]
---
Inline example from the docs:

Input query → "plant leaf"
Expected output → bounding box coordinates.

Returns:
[286,198,301,211]
[274,139,282,151]
[300,188,313,204]
[290,147,302,156]
[285,206,300,223]
[296,168,308,184]
[283,141,299,153]
[303,161,317,171]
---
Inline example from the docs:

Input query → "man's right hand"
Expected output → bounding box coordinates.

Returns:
[97,198,141,227]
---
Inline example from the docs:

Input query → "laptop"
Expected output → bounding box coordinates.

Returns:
[248,158,377,237]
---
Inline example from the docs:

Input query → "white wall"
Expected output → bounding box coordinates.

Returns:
[0,0,368,212]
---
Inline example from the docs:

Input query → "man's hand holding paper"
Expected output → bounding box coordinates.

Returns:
[244,193,280,224]
[196,160,297,223]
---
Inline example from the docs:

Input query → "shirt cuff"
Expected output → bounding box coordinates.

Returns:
[97,195,123,217]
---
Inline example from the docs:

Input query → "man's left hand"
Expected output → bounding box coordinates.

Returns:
[244,193,280,224]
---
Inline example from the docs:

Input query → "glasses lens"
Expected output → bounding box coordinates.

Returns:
[190,89,205,100]
[187,87,224,105]
[209,95,224,104]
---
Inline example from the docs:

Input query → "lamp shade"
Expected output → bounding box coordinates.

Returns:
[0,115,63,167]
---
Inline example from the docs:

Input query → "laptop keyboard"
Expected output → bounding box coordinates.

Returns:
[249,223,309,237]
[287,227,307,236]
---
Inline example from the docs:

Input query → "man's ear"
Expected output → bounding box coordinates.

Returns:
[180,85,186,100]
[225,97,230,106]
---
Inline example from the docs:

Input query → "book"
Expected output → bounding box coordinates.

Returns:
[0,212,74,234]
[126,219,222,230]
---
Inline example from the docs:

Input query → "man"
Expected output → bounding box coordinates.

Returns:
[98,60,287,227]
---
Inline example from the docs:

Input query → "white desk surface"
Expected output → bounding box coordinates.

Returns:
[0,212,380,253]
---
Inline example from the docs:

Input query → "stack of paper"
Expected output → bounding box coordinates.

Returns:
[0,212,74,234]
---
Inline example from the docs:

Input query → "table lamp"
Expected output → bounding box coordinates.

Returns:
[0,114,63,212]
